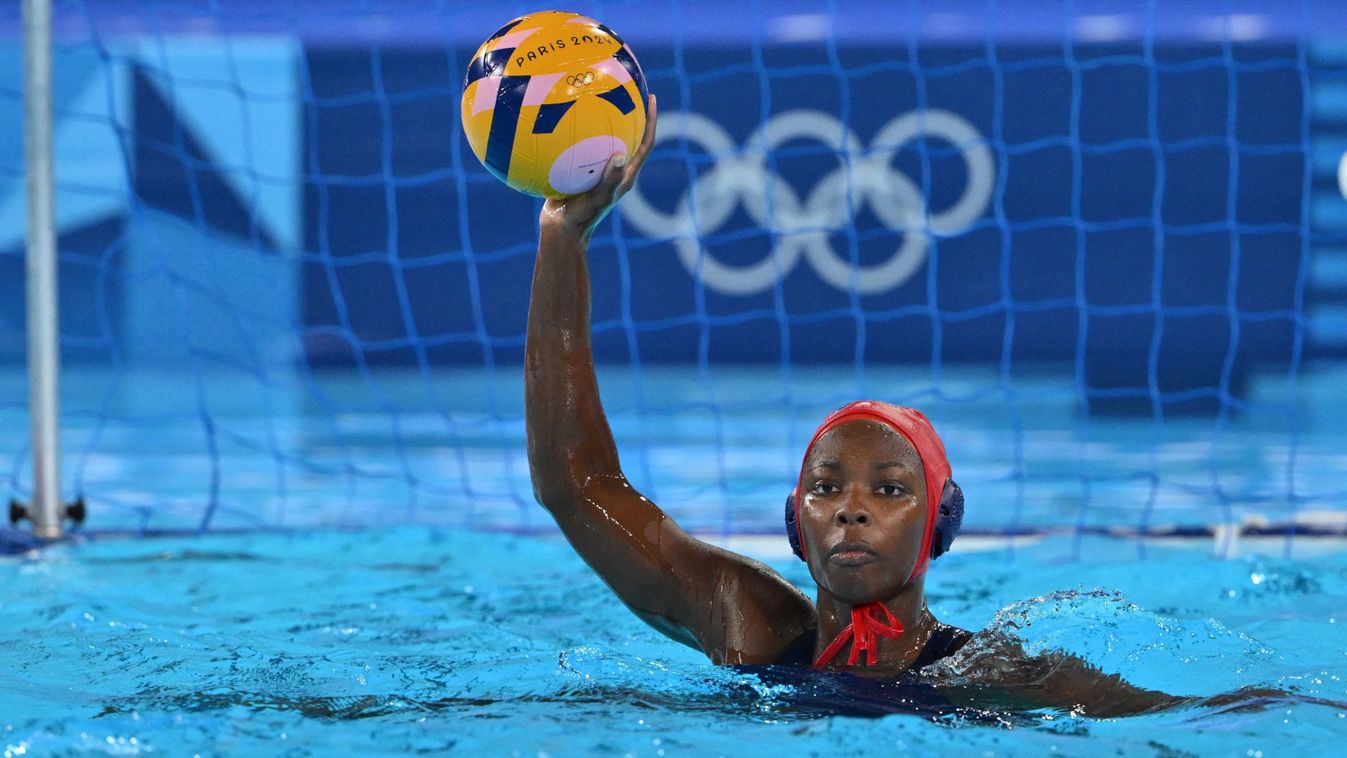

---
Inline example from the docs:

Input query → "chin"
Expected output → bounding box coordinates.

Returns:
[820,572,895,605]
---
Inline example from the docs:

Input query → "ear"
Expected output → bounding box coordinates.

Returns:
[930,479,964,560]
[783,492,805,561]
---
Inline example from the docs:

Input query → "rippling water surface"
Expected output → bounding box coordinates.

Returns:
[2,527,1344,755]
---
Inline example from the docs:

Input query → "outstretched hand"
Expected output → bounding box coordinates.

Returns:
[540,93,658,240]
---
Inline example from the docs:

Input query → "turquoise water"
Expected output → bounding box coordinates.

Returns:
[3,366,1347,752]
[5,365,1347,544]
[1,527,1344,754]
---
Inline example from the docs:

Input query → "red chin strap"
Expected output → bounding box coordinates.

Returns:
[812,601,904,668]
[792,401,952,583]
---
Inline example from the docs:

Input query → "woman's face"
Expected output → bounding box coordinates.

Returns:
[797,420,928,604]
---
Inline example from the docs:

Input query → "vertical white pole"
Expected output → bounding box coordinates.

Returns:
[24,0,62,539]
[1339,150,1346,202]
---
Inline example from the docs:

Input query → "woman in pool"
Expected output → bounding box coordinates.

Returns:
[523,95,1195,717]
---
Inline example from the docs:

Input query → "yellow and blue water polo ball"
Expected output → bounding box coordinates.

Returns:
[461,11,649,199]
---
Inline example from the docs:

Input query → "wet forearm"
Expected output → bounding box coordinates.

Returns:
[525,223,621,504]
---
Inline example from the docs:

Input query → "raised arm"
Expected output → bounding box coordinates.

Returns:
[524,95,813,663]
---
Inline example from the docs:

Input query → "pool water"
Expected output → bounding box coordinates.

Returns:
[5,364,1347,544]
[3,365,1347,752]
[2,526,1344,755]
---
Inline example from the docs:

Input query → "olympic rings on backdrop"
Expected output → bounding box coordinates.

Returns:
[621,109,995,296]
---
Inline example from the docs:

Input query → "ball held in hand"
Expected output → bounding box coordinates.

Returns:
[461,11,649,199]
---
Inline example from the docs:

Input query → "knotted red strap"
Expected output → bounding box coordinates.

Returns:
[811,601,905,668]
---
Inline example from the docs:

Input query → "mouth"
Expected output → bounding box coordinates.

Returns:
[827,541,878,567]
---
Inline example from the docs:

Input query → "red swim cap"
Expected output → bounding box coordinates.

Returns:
[793,400,952,582]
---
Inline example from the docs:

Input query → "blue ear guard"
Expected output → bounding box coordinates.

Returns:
[784,479,963,562]
[784,492,803,559]
[930,479,963,559]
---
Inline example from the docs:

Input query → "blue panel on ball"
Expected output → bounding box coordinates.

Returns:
[532,99,575,134]
[464,48,513,87]
[484,75,530,178]
[487,17,523,41]
[611,46,648,110]
[597,85,635,115]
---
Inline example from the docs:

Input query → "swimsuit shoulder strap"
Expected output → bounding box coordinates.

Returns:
[777,626,818,666]
[911,624,973,670]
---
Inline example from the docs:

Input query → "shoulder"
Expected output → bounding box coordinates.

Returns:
[690,542,817,664]
[918,628,1046,680]
[927,623,975,656]
[909,622,974,671]
[922,629,1116,688]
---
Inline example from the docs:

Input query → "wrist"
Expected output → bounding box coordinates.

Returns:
[539,217,591,247]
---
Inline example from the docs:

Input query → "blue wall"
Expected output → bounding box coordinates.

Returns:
[301,41,1306,413]
[0,31,1327,414]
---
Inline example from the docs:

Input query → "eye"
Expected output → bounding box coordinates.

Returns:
[876,483,906,497]
[809,480,839,496]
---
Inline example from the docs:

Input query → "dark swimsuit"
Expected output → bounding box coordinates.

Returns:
[733,624,979,720]
[775,622,972,670]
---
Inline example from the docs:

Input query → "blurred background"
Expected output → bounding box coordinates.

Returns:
[2,0,1346,556]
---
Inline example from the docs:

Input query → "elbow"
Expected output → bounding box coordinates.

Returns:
[527,448,583,511]
[529,459,633,517]
[527,439,558,503]
[527,436,622,509]
[528,459,570,510]
[530,477,575,511]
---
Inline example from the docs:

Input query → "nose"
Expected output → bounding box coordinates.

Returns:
[833,499,871,527]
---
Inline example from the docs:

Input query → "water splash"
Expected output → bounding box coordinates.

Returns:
[927,588,1277,696]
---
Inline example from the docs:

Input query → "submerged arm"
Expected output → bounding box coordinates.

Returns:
[985,654,1324,717]
[524,96,811,662]
[937,635,1184,717]
[1003,652,1185,717]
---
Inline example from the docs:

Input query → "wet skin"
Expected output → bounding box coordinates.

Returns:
[797,420,948,672]
[526,95,816,666]
[523,94,965,674]
[799,420,928,605]
[520,93,1229,715]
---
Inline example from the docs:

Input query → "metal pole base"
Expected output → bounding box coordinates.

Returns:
[9,496,85,539]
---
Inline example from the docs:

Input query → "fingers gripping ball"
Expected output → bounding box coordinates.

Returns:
[461,11,649,199]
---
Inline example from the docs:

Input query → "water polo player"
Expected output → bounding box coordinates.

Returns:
[523,94,1194,716]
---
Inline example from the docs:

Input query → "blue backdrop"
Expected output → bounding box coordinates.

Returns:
[298,42,1304,413]
[0,14,1338,416]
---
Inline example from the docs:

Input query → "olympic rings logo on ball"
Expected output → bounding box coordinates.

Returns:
[621,109,995,296]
